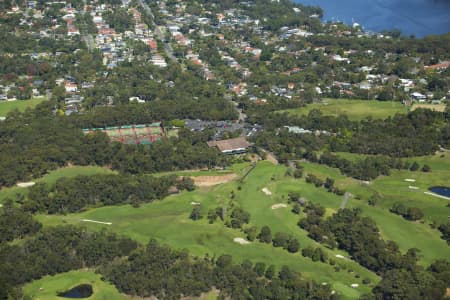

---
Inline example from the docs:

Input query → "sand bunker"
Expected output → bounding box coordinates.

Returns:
[350,284,359,288]
[262,187,272,196]
[191,174,237,187]
[271,203,288,210]
[408,186,419,190]
[17,181,35,188]
[82,219,112,225]
[190,201,200,205]
[335,254,346,259]
[404,179,416,182]
[233,237,250,245]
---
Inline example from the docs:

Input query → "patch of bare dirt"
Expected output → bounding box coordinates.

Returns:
[265,151,279,165]
[191,173,238,187]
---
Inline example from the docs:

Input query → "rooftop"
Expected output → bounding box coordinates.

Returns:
[207,137,252,153]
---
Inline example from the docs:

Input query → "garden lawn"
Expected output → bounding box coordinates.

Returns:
[277,99,407,121]
[0,98,46,117]
[22,270,125,300]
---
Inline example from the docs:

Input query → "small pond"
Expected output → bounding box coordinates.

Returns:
[57,284,93,298]
[429,186,450,198]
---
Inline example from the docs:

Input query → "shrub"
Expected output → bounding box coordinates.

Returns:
[189,205,202,220]
[421,164,431,172]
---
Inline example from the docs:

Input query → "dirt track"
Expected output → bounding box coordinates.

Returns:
[191,174,238,187]
[265,151,279,165]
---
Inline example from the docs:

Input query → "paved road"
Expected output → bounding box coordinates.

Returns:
[230,100,247,123]
[138,0,177,63]
[237,106,247,123]
[82,34,95,52]
[81,0,95,52]
[340,192,351,209]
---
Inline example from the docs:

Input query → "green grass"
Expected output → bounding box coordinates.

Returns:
[37,162,379,299]
[36,166,116,185]
[297,157,450,265]
[331,151,450,224]
[22,270,126,300]
[0,97,47,117]
[151,162,251,178]
[278,99,408,121]
[153,169,234,177]
[0,166,115,205]
[27,160,449,299]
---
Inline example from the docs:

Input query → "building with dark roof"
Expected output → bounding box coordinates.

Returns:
[207,137,252,154]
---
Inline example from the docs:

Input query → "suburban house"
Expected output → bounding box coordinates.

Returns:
[151,54,167,67]
[64,82,78,93]
[129,96,145,103]
[207,137,252,154]
[411,92,426,101]
[424,61,450,71]
[65,95,84,105]
[284,126,312,134]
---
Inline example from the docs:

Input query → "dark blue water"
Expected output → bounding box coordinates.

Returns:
[295,0,450,37]
[57,284,93,298]
[429,186,450,197]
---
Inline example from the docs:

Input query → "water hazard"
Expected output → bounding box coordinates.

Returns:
[57,284,93,298]
[429,186,450,198]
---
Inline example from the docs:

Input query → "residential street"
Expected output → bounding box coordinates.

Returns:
[138,0,177,63]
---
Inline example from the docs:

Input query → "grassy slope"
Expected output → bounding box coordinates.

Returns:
[277,99,408,121]
[299,156,450,265]
[153,168,234,177]
[0,98,46,117]
[22,270,126,300]
[332,151,450,223]
[20,159,449,298]
[0,166,115,205]
[37,162,379,299]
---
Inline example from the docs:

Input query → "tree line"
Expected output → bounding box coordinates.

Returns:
[102,239,334,299]
[252,108,448,179]
[256,108,449,158]
[0,200,41,244]
[0,104,230,187]
[24,173,191,214]
[0,225,137,299]
[298,207,449,299]
[0,222,334,300]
